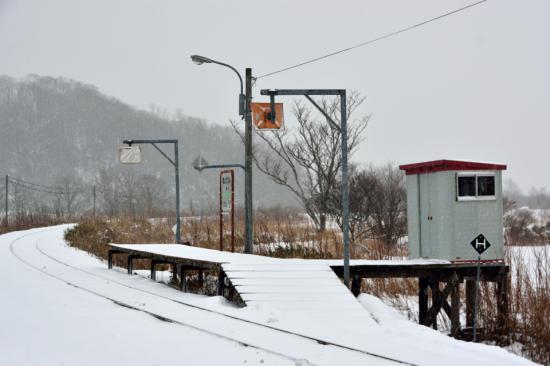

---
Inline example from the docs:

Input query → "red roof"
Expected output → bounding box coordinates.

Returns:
[399,159,507,175]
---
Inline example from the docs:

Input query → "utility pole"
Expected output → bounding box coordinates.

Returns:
[92,185,96,218]
[244,68,253,254]
[4,175,8,228]
[174,142,181,243]
[340,90,350,287]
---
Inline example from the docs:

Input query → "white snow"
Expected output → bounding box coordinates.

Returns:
[111,243,451,267]
[0,225,537,366]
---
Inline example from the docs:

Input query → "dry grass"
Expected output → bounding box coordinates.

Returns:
[504,245,549,364]
[0,213,65,235]
[64,216,173,269]
[63,212,548,364]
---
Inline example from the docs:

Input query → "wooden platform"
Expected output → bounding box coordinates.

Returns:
[107,243,509,338]
[108,243,373,323]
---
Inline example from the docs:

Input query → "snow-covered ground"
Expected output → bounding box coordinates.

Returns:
[0,225,537,365]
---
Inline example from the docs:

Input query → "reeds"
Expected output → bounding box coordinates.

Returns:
[64,212,548,364]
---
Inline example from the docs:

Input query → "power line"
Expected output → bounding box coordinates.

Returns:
[255,0,488,79]
[9,177,86,195]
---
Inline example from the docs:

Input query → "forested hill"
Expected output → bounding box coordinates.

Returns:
[0,75,294,210]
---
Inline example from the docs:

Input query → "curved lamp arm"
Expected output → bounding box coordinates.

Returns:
[191,55,245,116]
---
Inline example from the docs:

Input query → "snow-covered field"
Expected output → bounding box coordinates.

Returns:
[0,225,537,365]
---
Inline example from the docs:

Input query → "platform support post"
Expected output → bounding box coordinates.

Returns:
[466,279,476,328]
[429,277,439,330]
[178,265,186,291]
[198,269,204,286]
[108,250,114,269]
[451,279,461,337]
[351,274,361,297]
[217,270,226,296]
[127,255,136,275]
[419,277,429,326]
[151,259,157,281]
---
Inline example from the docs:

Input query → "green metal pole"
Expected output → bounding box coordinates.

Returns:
[340,91,350,288]
[244,68,253,254]
[174,141,181,243]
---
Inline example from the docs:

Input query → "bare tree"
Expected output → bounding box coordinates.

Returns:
[328,165,377,246]
[231,91,369,231]
[52,176,85,218]
[369,164,407,246]
[135,174,170,216]
[328,164,406,247]
[96,168,122,217]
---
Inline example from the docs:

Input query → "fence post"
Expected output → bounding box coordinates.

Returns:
[92,185,96,217]
[4,175,8,228]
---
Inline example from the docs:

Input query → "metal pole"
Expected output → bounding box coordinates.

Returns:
[219,172,223,251]
[174,142,181,244]
[473,254,481,342]
[340,91,350,288]
[92,185,96,217]
[231,170,235,253]
[4,175,8,228]
[244,68,253,254]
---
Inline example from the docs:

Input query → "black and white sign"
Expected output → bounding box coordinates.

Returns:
[470,233,491,255]
[119,146,141,164]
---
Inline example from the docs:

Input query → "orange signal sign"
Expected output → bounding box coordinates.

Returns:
[251,102,284,130]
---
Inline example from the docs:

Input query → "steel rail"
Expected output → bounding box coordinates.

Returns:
[13,228,416,365]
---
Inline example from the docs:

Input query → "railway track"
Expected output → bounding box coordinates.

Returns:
[8,227,416,366]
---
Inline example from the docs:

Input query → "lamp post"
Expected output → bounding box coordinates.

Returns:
[121,139,181,244]
[190,55,253,254]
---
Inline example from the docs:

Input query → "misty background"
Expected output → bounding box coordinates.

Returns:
[0,0,549,212]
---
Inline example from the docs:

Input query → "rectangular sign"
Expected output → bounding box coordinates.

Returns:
[220,170,233,213]
[119,146,141,164]
[251,102,284,130]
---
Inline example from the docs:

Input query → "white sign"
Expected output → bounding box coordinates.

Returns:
[119,146,141,164]
[220,171,232,213]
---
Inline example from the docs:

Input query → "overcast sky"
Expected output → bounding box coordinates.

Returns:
[1,0,548,192]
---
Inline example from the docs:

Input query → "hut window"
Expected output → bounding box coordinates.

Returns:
[457,173,496,200]
[458,175,476,197]
[477,175,495,196]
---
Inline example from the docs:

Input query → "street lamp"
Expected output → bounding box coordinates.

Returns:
[190,55,213,65]
[120,139,181,244]
[190,55,253,254]
[190,55,245,116]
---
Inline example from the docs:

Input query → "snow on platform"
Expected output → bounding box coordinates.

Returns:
[109,243,451,267]
[111,243,373,322]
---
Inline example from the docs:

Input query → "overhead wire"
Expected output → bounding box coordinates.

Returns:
[9,177,87,195]
[255,0,488,79]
